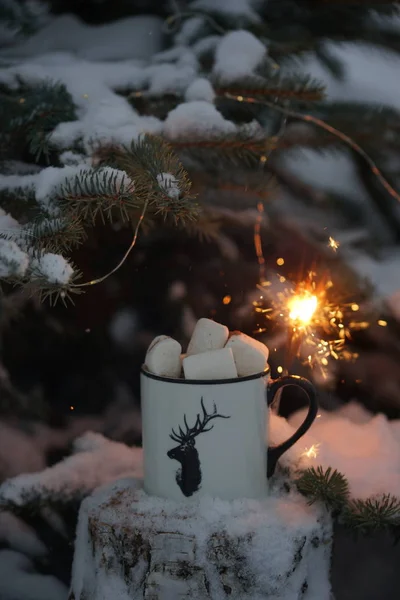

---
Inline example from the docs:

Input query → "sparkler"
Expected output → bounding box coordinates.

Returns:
[254,270,362,375]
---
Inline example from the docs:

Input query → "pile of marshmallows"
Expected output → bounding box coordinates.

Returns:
[145,318,269,380]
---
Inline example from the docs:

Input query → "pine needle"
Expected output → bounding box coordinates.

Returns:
[344,494,400,534]
[296,466,350,509]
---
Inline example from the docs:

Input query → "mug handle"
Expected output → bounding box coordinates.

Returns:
[266,375,318,478]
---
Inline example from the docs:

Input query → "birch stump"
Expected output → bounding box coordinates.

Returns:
[70,478,332,600]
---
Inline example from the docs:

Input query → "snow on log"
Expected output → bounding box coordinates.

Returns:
[70,478,332,600]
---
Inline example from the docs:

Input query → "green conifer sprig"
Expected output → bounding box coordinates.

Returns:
[22,217,88,254]
[296,466,350,510]
[344,494,400,535]
[58,168,139,225]
[0,0,46,36]
[0,80,76,162]
[32,273,84,306]
[214,72,326,103]
[171,131,276,169]
[0,134,199,300]
[93,135,199,224]
[0,185,39,220]
[296,466,400,540]
[0,217,86,255]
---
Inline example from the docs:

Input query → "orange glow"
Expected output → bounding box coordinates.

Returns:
[288,293,318,325]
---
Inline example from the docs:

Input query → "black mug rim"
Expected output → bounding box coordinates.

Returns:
[140,365,270,385]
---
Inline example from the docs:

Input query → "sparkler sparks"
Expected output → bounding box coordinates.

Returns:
[328,236,340,252]
[255,271,362,375]
[287,292,318,325]
[301,444,320,459]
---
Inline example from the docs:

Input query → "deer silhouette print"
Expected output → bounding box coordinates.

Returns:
[167,397,230,497]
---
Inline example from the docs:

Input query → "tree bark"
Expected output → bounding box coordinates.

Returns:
[70,478,332,600]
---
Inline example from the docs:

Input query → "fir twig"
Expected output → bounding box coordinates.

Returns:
[171,133,275,167]
[224,92,400,204]
[296,466,400,542]
[70,193,150,290]
[296,466,350,510]
[58,168,138,225]
[215,73,325,103]
[343,494,400,536]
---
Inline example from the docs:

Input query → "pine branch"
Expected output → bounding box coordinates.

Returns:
[0,185,39,220]
[214,72,326,103]
[225,92,400,204]
[296,465,400,541]
[343,494,400,536]
[22,217,87,254]
[0,218,86,256]
[296,466,350,510]
[92,135,199,224]
[0,80,76,162]
[171,132,276,168]
[0,0,46,36]
[57,168,138,225]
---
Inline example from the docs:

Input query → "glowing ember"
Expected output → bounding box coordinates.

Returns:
[301,444,320,459]
[288,293,318,325]
[328,236,340,251]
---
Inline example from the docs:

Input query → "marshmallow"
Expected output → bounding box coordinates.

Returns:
[145,335,182,378]
[187,318,229,356]
[225,332,269,377]
[183,347,237,380]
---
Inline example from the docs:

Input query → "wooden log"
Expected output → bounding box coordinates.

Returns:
[70,478,332,600]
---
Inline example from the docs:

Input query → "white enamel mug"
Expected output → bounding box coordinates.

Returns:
[141,366,317,501]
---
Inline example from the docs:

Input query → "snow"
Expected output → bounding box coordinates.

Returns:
[297,42,400,111]
[283,43,400,213]
[72,477,332,600]
[346,248,400,298]
[0,55,162,151]
[1,14,163,61]
[146,60,198,95]
[213,30,266,82]
[58,150,87,166]
[192,34,221,57]
[30,253,73,285]
[0,173,37,194]
[34,165,90,210]
[156,172,181,199]
[98,166,135,193]
[190,0,261,25]
[271,403,400,500]
[35,165,134,213]
[184,77,215,102]
[284,149,367,205]
[164,100,236,139]
[0,239,29,278]
[0,208,20,231]
[174,16,206,47]
[0,549,68,600]
[0,432,142,508]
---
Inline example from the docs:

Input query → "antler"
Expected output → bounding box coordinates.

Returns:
[169,398,230,443]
